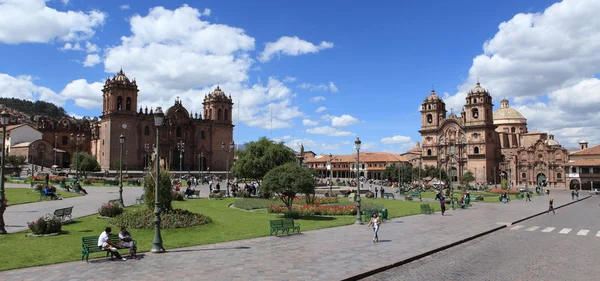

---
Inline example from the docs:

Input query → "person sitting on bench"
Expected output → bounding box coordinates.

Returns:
[74,182,88,194]
[98,227,126,261]
[184,186,195,198]
[118,226,137,259]
[44,186,61,200]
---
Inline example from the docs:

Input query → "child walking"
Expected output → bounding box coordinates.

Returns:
[367,213,381,243]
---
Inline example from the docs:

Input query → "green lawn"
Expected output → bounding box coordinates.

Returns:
[0,197,436,271]
[5,188,83,206]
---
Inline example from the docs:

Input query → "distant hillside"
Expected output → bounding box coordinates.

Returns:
[0,98,67,120]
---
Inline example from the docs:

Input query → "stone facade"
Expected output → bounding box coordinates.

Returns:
[565,142,600,190]
[414,82,568,188]
[304,152,409,180]
[34,70,234,172]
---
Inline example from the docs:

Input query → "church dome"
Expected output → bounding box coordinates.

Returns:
[425,89,442,102]
[204,86,232,102]
[493,98,526,125]
[468,82,489,96]
[113,69,130,83]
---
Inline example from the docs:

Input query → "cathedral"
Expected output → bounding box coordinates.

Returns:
[416,82,568,188]
[34,70,234,172]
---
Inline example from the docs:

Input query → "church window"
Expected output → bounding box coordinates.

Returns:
[224,109,229,121]
[571,167,576,173]
[472,108,479,119]
[209,109,212,119]
[473,146,479,154]
[200,130,205,139]
[511,127,516,133]
[117,96,122,110]
[218,108,223,121]
[176,127,181,138]
[427,104,431,110]
[426,114,432,124]
[427,149,432,156]
[582,167,590,174]
[522,173,526,179]
[144,126,150,136]
[61,136,68,145]
[126,97,132,111]
[557,173,562,179]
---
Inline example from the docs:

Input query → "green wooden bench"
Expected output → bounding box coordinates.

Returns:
[187,190,201,198]
[103,179,119,186]
[363,209,384,221]
[382,192,395,199]
[135,196,144,204]
[420,204,434,214]
[53,206,73,223]
[81,234,135,262]
[107,199,121,205]
[408,191,422,201]
[269,219,301,236]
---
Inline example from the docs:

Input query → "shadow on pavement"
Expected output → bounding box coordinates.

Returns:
[168,246,251,253]
[297,216,336,221]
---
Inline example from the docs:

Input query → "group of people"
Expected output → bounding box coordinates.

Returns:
[97,226,137,261]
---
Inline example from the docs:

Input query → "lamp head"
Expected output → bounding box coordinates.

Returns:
[0,110,10,125]
[70,133,74,141]
[354,137,361,150]
[119,134,125,144]
[221,141,225,149]
[154,107,165,126]
[229,141,234,150]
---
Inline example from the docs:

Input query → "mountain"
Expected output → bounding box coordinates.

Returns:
[0,98,68,123]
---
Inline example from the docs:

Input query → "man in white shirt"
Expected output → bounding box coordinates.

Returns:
[98,227,126,261]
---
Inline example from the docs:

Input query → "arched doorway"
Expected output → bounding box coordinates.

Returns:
[536,173,546,187]
[63,152,71,168]
[569,179,581,190]
[450,167,458,182]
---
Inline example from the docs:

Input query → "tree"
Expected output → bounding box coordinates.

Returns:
[261,162,315,214]
[461,170,475,186]
[382,165,399,181]
[5,155,26,168]
[71,152,100,177]
[143,164,174,211]
[398,165,413,184]
[500,178,508,190]
[231,137,296,184]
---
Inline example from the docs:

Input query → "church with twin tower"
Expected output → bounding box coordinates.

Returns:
[90,69,234,172]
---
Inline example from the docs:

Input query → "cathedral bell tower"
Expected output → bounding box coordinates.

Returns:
[101,69,139,117]
[463,82,493,126]
[420,89,447,130]
[202,86,234,123]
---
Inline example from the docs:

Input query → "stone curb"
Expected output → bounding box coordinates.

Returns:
[341,196,591,281]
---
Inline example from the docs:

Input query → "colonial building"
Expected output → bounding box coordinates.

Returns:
[33,70,234,171]
[414,82,569,188]
[565,142,600,190]
[304,152,409,180]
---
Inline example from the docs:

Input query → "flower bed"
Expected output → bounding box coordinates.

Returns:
[488,188,519,194]
[292,196,338,205]
[110,208,212,229]
[98,202,123,217]
[27,214,63,235]
[267,204,357,216]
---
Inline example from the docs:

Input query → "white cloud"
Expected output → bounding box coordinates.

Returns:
[283,76,296,82]
[302,119,319,126]
[284,138,341,152]
[201,8,211,16]
[331,114,359,127]
[0,0,106,44]
[381,135,412,144]
[0,73,65,105]
[329,81,338,93]
[120,5,130,10]
[315,106,327,113]
[59,79,103,109]
[360,142,378,151]
[60,42,81,51]
[83,54,101,67]
[298,81,338,92]
[61,0,69,5]
[85,41,98,53]
[310,96,326,102]
[259,36,333,62]
[67,112,84,119]
[306,126,353,137]
[440,0,600,147]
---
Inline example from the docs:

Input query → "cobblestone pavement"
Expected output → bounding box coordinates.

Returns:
[0,191,584,281]
[363,195,600,281]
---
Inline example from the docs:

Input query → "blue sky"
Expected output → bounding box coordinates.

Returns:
[1,0,599,154]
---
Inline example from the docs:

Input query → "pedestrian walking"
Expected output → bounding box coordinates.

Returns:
[380,187,384,198]
[571,190,575,200]
[374,186,379,198]
[440,197,446,216]
[366,213,381,243]
[575,190,579,200]
[526,191,531,201]
[547,197,555,214]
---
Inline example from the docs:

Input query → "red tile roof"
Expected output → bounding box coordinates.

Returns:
[569,144,600,156]
[566,159,600,167]
[304,152,408,163]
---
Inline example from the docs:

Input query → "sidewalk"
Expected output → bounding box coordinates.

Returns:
[0,191,581,281]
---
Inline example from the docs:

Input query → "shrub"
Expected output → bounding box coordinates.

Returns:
[365,191,374,198]
[236,190,251,198]
[268,204,357,216]
[83,179,92,185]
[144,168,173,211]
[110,208,212,229]
[27,214,62,234]
[234,198,284,210]
[282,211,300,219]
[173,191,185,201]
[291,196,338,205]
[476,195,485,201]
[489,188,519,194]
[98,202,123,217]
[209,192,224,199]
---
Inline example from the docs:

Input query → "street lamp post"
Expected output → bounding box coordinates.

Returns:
[177,141,184,182]
[327,153,333,197]
[41,149,45,171]
[70,133,85,182]
[0,110,10,234]
[53,133,57,166]
[354,137,363,225]
[144,143,153,171]
[199,152,204,181]
[118,135,125,206]
[221,141,234,197]
[151,107,165,253]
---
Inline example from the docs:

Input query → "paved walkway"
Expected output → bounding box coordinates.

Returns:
[0,189,582,281]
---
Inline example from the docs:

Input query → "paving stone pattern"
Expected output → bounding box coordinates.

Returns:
[0,190,581,281]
